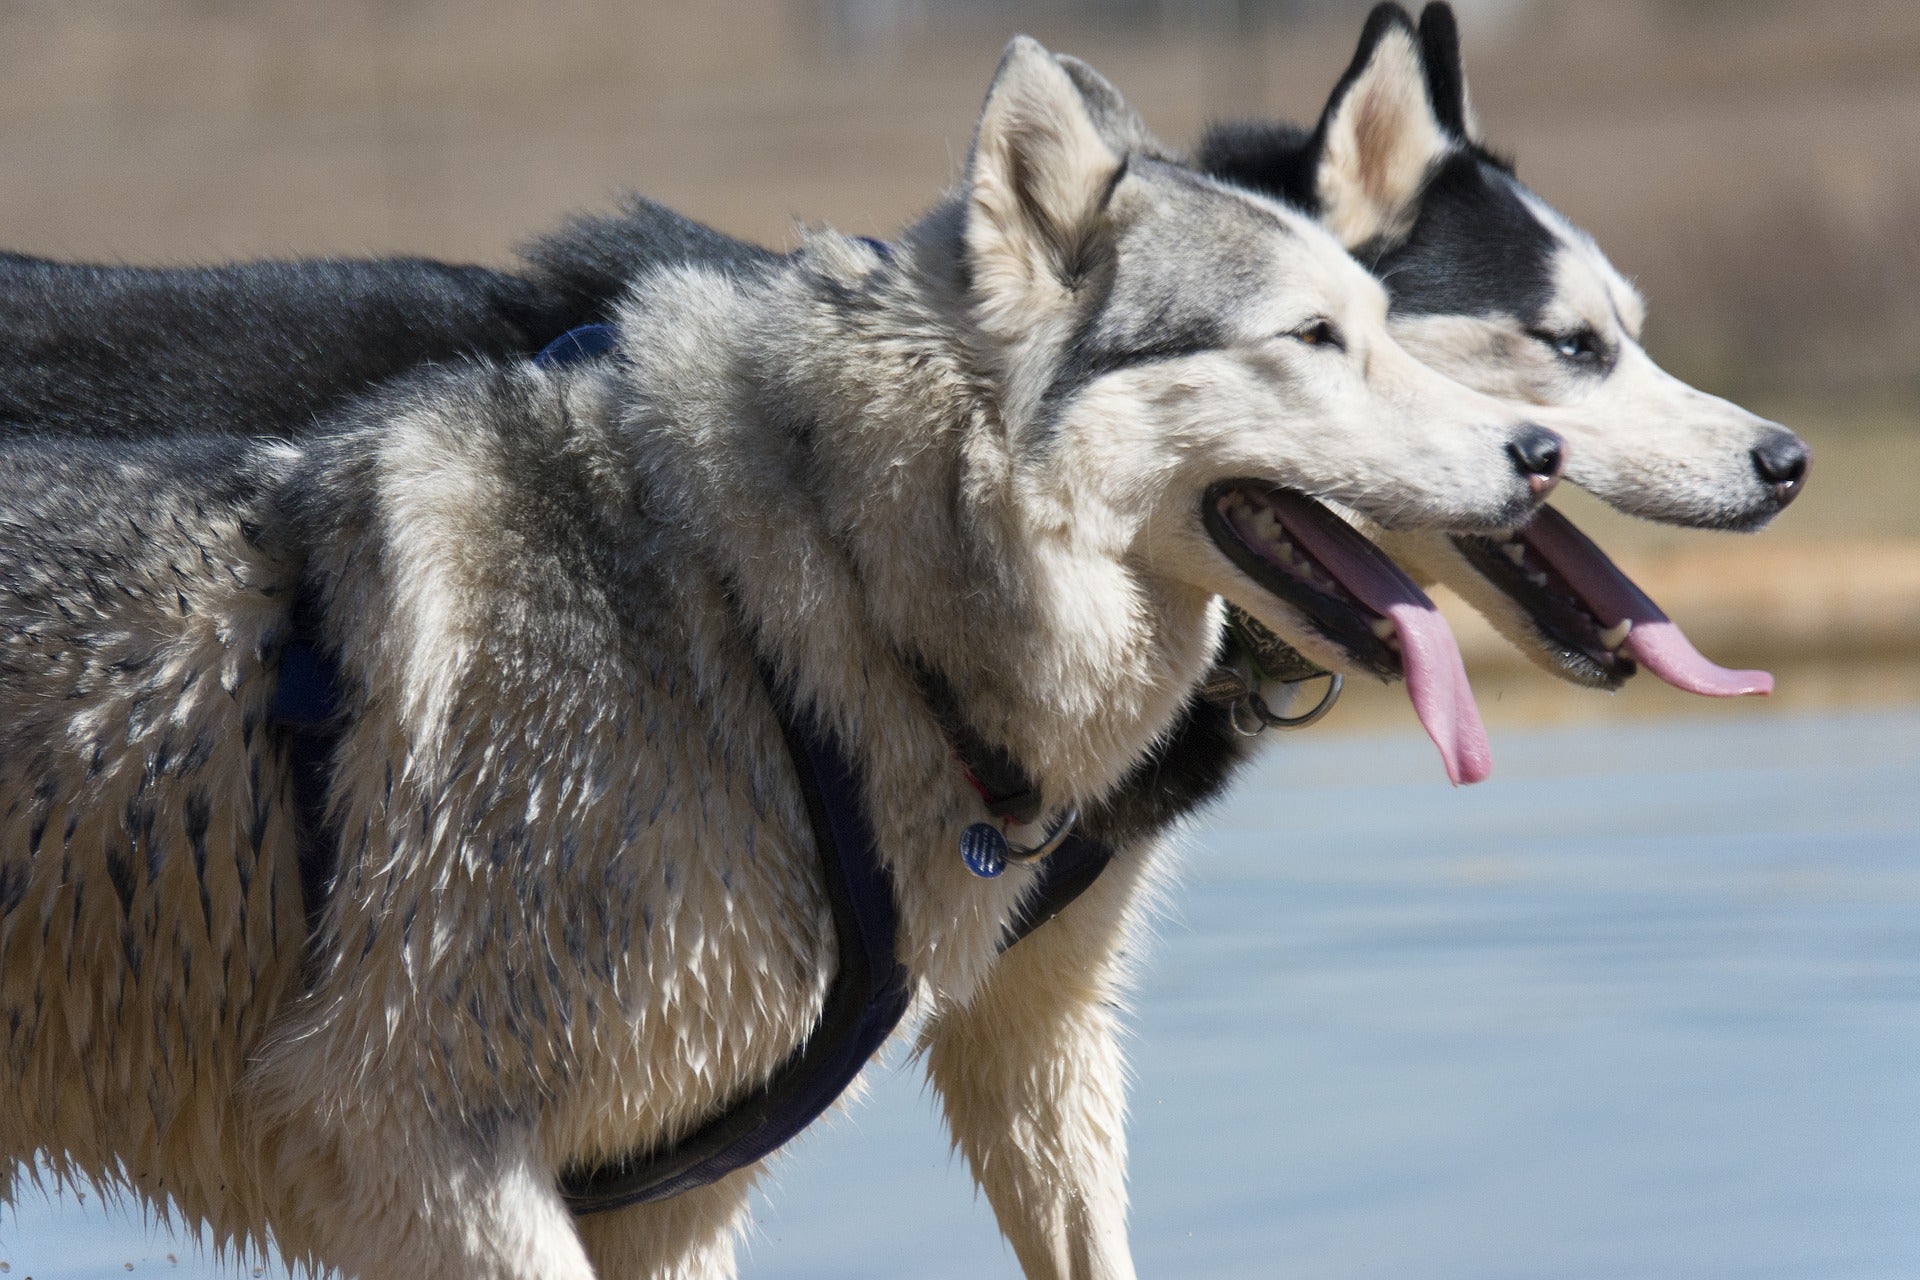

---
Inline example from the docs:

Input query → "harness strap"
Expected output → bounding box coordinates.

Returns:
[533,322,618,367]
[270,624,915,1212]
[558,664,911,1212]
[273,595,345,941]
[1000,833,1113,949]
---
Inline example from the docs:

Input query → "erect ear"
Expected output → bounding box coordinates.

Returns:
[1417,3,1482,141]
[965,37,1124,333]
[1312,3,1455,249]
[1053,53,1172,162]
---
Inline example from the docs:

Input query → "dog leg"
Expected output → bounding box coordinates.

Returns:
[922,848,1158,1280]
[266,1121,598,1280]
[573,1171,754,1280]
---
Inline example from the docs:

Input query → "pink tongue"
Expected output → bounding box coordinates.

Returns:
[1268,493,1492,786]
[1520,507,1772,697]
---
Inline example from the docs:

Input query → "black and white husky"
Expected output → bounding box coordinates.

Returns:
[1198,2,1808,696]
[0,41,1555,1279]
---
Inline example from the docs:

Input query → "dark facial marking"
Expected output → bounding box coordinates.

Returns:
[1371,153,1557,325]
[1032,163,1281,440]
[1038,303,1227,428]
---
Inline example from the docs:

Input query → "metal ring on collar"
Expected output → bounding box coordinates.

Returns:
[1004,806,1082,865]
[1229,697,1268,738]
[1244,672,1344,733]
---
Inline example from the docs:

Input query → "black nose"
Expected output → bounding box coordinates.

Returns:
[1751,430,1810,507]
[1507,425,1564,497]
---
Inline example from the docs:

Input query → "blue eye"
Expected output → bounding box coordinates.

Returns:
[1539,327,1603,365]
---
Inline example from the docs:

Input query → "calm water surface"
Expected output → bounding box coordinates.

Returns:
[6,708,1917,1279]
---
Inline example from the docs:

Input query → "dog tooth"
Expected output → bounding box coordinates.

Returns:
[1527,571,1550,588]
[1370,617,1397,641]
[1503,542,1527,566]
[1598,618,1633,651]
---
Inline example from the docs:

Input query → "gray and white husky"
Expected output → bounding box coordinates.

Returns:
[1199,2,1808,696]
[0,40,1557,1279]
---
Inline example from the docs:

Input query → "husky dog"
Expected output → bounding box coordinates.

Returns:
[0,40,1559,1279]
[1198,2,1808,695]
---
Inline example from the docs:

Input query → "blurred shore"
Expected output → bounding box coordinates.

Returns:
[0,0,1913,727]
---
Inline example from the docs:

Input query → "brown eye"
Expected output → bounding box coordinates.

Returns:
[1291,319,1345,352]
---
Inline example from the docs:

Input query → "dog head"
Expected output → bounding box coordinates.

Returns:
[1196,3,1791,694]
[1204,3,1807,530]
[954,38,1569,780]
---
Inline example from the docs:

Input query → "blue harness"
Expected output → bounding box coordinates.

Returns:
[270,324,1114,1213]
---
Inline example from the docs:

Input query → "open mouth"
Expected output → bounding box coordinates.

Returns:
[1453,507,1772,698]
[1202,481,1490,785]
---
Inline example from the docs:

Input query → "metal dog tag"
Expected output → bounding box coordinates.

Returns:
[959,822,1010,878]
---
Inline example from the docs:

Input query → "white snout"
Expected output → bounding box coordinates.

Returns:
[1341,337,1561,531]
[1537,342,1802,530]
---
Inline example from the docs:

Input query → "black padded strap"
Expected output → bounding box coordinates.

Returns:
[558,666,911,1213]
[271,614,912,1214]
[1000,833,1115,951]
[271,592,344,942]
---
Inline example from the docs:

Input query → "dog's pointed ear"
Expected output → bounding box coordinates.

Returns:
[965,37,1124,331]
[1418,3,1481,141]
[1054,52,1170,161]
[1312,3,1454,248]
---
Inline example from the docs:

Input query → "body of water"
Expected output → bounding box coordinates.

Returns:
[6,708,1917,1278]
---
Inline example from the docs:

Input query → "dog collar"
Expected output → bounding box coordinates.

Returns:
[1202,606,1345,736]
[905,660,1090,878]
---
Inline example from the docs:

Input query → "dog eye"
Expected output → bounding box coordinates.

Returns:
[1289,319,1345,352]
[1536,326,1603,366]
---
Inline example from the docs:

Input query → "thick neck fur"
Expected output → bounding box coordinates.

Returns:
[613,208,1219,815]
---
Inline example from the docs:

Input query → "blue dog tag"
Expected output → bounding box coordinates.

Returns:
[960,823,1009,878]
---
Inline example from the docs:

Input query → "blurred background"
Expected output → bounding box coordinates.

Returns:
[0,2,1913,1278]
